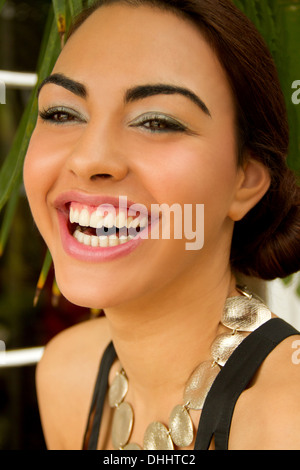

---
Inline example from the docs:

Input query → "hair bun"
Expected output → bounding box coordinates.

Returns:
[231,169,300,280]
[256,197,300,280]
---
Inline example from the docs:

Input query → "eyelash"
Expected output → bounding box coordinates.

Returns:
[38,107,188,134]
[38,107,84,124]
[129,113,188,133]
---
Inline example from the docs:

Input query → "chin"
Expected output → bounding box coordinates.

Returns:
[56,281,111,310]
[53,266,132,310]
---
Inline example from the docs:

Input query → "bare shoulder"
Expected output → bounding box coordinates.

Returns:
[36,315,111,450]
[230,325,300,450]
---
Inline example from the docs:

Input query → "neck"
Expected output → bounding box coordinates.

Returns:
[104,265,237,410]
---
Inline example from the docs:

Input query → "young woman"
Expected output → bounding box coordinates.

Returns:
[23,0,300,450]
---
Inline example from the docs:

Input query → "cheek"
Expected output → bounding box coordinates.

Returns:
[23,130,61,239]
[24,135,47,210]
[132,136,239,251]
[135,139,238,207]
[24,126,73,200]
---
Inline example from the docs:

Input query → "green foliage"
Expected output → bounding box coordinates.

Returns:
[0,0,5,13]
[233,0,300,176]
[0,1,90,292]
[33,249,53,307]
[0,6,61,258]
[0,172,21,256]
[68,0,85,17]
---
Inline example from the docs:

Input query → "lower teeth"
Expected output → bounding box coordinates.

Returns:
[73,228,133,247]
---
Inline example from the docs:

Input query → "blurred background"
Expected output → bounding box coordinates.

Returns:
[0,0,299,450]
[0,1,92,449]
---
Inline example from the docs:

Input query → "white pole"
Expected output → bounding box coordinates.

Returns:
[0,70,38,89]
[0,346,44,368]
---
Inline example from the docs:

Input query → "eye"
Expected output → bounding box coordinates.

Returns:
[38,106,86,125]
[129,113,188,133]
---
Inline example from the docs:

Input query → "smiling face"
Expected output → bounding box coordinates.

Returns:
[23,3,250,309]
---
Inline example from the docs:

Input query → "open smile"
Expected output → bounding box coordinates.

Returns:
[69,202,149,247]
[54,192,156,262]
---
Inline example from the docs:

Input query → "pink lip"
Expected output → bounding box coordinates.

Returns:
[53,191,149,216]
[54,191,155,263]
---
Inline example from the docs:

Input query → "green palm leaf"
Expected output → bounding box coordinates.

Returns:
[0,0,5,13]
[33,249,53,307]
[0,0,6,14]
[0,172,21,256]
[68,0,84,18]
[52,0,67,46]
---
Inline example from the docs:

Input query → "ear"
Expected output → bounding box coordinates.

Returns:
[228,157,271,222]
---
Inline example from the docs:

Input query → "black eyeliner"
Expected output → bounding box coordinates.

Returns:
[128,112,189,133]
[38,106,86,124]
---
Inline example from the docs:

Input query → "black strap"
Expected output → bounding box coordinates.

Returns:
[83,341,116,450]
[83,318,299,450]
[194,318,299,450]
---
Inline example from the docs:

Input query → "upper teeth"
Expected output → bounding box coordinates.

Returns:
[69,205,148,229]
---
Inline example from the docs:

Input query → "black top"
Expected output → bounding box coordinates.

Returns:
[82,318,299,450]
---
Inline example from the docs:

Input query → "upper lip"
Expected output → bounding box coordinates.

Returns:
[53,190,152,217]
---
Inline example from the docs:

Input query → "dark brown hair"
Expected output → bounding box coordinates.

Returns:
[67,0,300,280]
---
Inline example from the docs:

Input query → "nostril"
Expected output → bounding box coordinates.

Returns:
[91,173,112,180]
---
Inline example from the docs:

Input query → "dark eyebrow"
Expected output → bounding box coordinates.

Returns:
[125,84,211,117]
[37,73,87,99]
[37,75,211,117]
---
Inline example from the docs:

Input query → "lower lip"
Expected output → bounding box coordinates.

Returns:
[57,210,150,263]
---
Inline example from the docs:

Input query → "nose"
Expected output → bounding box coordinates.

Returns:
[66,122,129,182]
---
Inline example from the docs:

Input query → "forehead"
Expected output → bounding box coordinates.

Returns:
[52,3,233,115]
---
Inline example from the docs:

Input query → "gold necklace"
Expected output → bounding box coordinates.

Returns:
[108,286,271,450]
